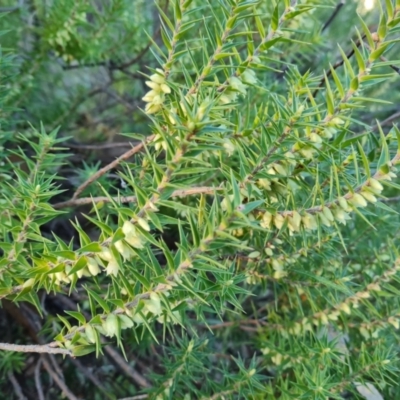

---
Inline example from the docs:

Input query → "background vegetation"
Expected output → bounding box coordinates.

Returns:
[1,0,400,399]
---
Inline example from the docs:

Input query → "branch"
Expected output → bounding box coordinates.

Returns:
[321,0,345,32]
[71,135,155,200]
[41,356,79,400]
[53,186,222,209]
[34,359,45,400]
[8,371,27,400]
[312,35,364,98]
[0,342,73,356]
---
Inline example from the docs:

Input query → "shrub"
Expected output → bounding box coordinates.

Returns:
[1,0,400,399]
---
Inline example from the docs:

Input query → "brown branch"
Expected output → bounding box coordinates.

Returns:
[71,135,155,200]
[70,357,112,398]
[53,186,222,209]
[34,359,45,400]
[0,342,73,356]
[312,36,364,98]
[41,356,79,400]
[104,346,151,389]
[371,110,400,131]
[321,0,345,32]
[66,141,135,151]
[8,371,27,400]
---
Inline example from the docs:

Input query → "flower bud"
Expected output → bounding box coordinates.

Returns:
[106,259,119,277]
[369,178,383,192]
[149,73,165,84]
[302,213,317,230]
[338,197,350,211]
[138,218,151,232]
[99,247,114,262]
[115,240,134,260]
[104,314,119,337]
[274,213,285,229]
[361,190,377,203]
[87,257,101,276]
[348,193,367,208]
[322,206,334,222]
[85,325,97,344]
[160,83,171,94]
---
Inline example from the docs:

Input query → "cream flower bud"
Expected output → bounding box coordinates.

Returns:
[361,190,377,203]
[104,314,119,337]
[339,302,351,315]
[149,72,165,84]
[119,315,134,329]
[369,178,383,192]
[123,221,136,236]
[85,325,96,344]
[87,257,100,276]
[349,193,367,208]
[318,212,331,227]
[22,278,35,288]
[274,269,287,279]
[300,147,315,159]
[160,83,171,94]
[258,178,271,190]
[274,213,285,230]
[334,208,350,225]
[99,247,114,262]
[309,132,322,143]
[145,103,162,114]
[115,240,134,260]
[322,206,334,222]
[241,69,257,84]
[337,197,347,210]
[125,235,144,249]
[261,211,272,229]
[138,218,151,232]
[145,81,160,90]
[272,353,283,365]
[302,213,317,230]
[274,163,287,176]
[142,90,158,102]
[106,259,119,277]
[146,292,162,315]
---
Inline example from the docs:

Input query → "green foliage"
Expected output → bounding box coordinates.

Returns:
[1,0,400,399]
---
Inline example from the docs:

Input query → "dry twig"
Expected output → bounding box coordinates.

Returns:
[71,135,155,200]
[0,342,73,356]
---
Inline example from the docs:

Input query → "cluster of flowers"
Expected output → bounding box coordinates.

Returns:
[142,69,171,114]
[218,68,258,105]
[81,291,183,345]
[260,177,387,234]
[50,219,149,286]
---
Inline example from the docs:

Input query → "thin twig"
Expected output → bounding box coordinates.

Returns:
[70,358,113,399]
[53,186,222,209]
[118,396,149,400]
[322,0,345,32]
[34,359,45,400]
[104,346,151,388]
[381,196,400,203]
[71,135,155,200]
[312,36,364,98]
[41,356,79,400]
[66,141,135,151]
[371,110,400,131]
[0,342,73,356]
[7,371,27,400]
